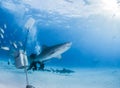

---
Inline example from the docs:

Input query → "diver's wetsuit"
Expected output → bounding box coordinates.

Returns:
[27,61,45,71]
[27,62,37,71]
[28,53,45,71]
[38,62,45,70]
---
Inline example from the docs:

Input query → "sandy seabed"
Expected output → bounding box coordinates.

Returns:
[0,61,119,88]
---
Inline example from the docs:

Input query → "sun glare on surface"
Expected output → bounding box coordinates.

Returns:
[101,0,120,18]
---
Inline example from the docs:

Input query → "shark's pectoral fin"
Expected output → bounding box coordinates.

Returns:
[55,55,62,59]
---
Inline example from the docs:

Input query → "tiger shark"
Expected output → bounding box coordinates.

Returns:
[28,42,72,70]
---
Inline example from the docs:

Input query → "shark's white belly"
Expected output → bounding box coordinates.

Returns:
[35,46,70,62]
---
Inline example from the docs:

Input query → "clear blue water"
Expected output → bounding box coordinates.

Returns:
[0,0,120,68]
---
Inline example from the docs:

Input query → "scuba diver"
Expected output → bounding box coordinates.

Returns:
[27,53,45,71]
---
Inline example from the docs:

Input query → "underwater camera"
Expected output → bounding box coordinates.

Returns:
[14,50,28,69]
[14,50,36,88]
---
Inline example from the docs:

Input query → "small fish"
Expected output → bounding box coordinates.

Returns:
[18,41,23,47]
[4,24,7,29]
[1,46,10,51]
[0,28,4,34]
[8,59,11,65]
[0,33,4,39]
[13,42,17,49]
